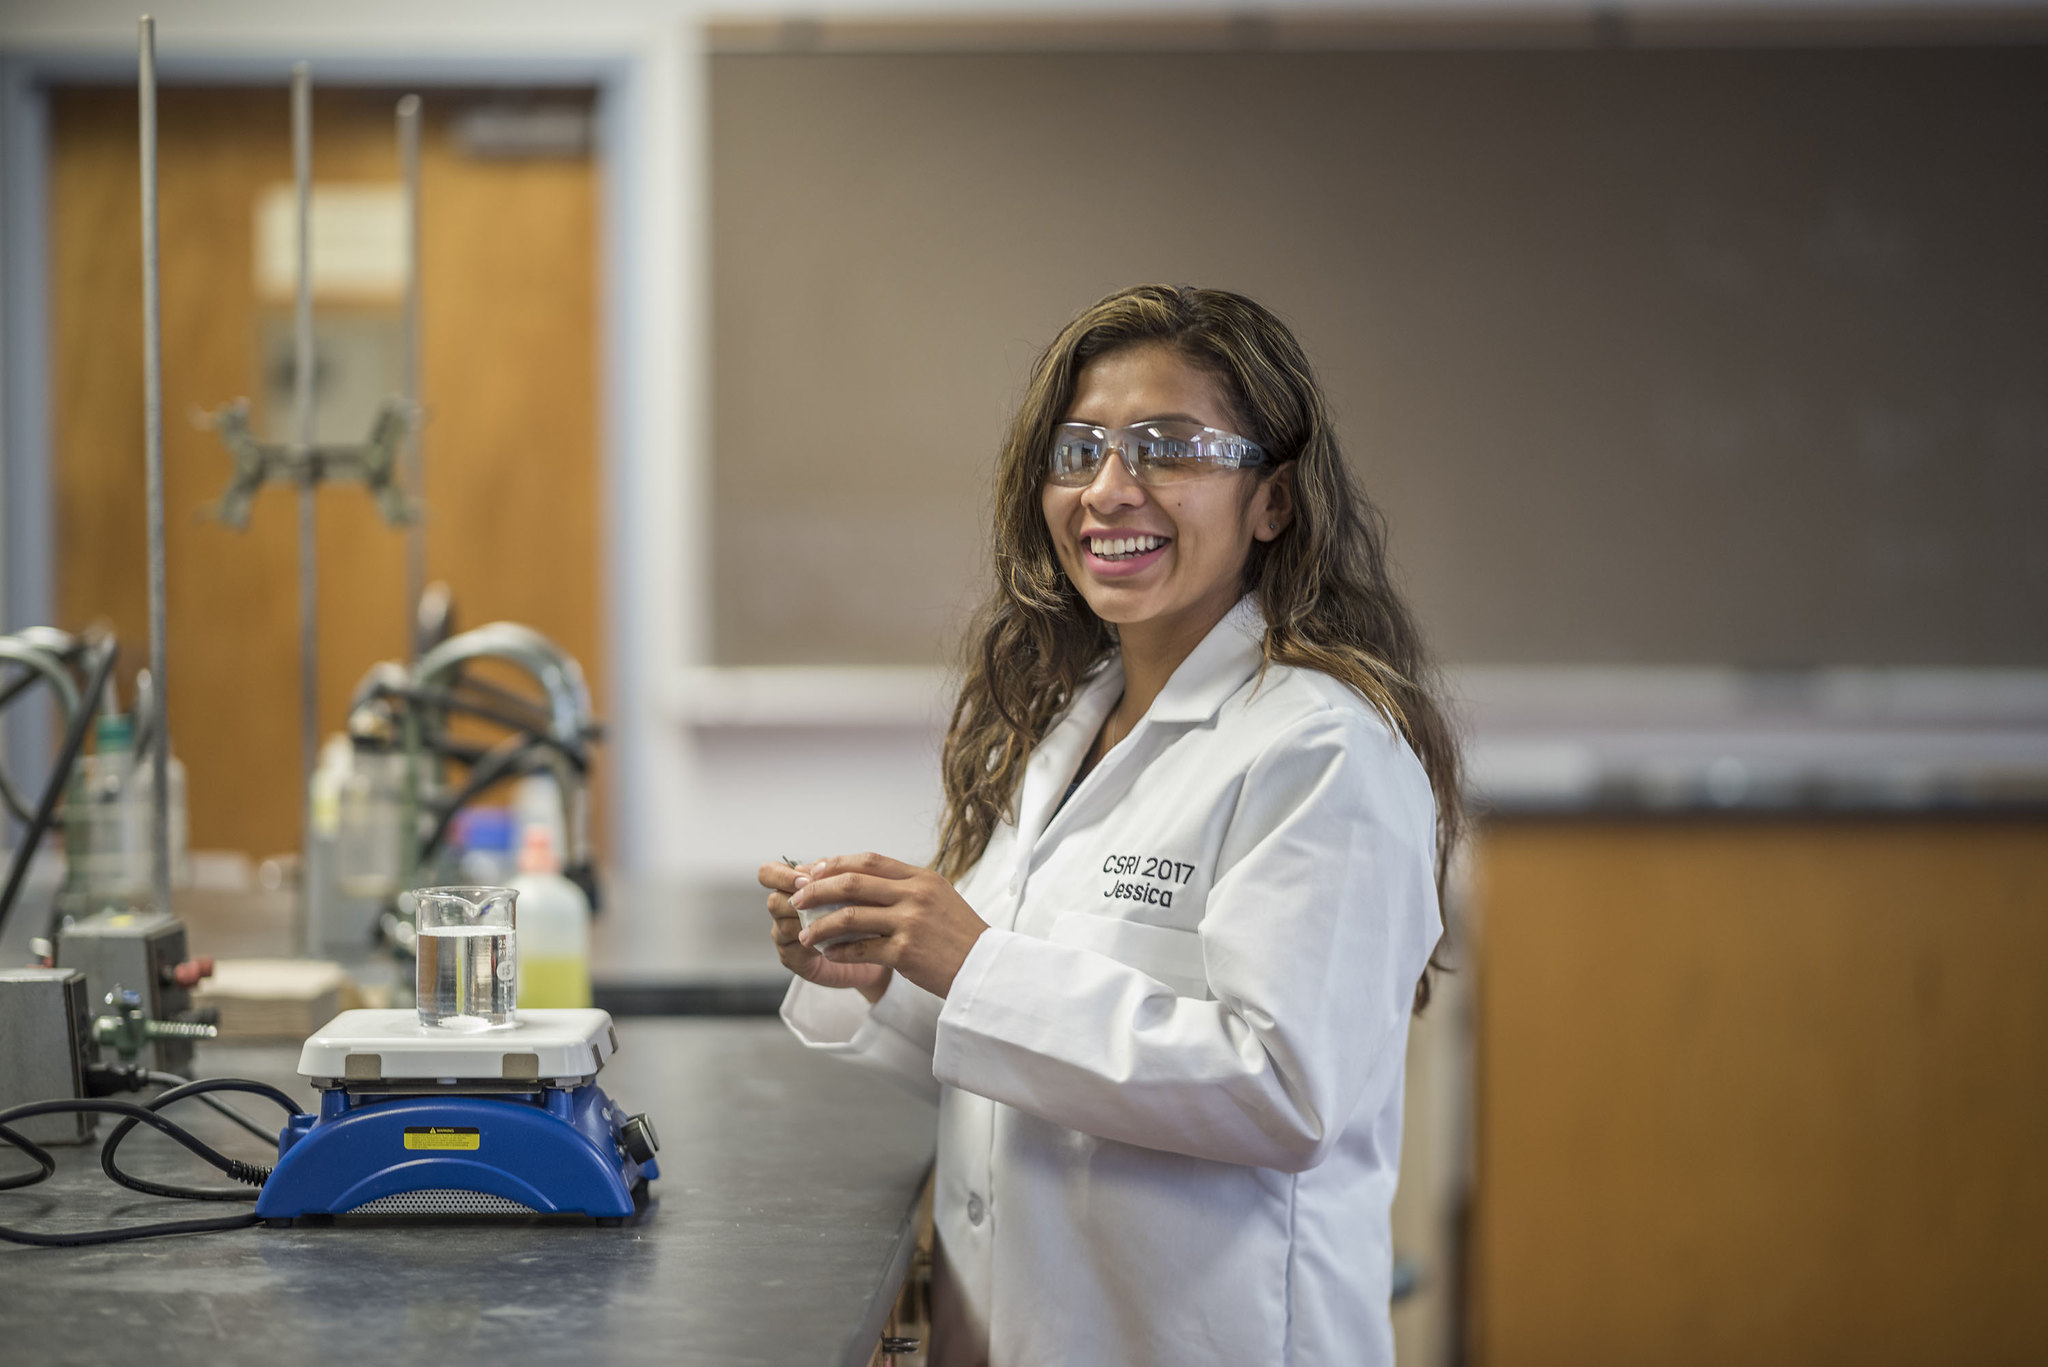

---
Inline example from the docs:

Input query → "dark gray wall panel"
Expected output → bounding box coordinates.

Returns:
[712,47,2048,666]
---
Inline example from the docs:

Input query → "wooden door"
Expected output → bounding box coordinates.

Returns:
[50,86,602,859]
[1472,818,2048,1365]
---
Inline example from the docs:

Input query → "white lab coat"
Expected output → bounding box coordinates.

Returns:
[782,597,1441,1367]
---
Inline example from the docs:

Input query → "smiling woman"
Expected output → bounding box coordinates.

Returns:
[945,285,1462,921]
[1040,346,1291,732]
[761,284,1461,1367]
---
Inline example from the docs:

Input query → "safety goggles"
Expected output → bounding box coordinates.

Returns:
[1046,419,1268,488]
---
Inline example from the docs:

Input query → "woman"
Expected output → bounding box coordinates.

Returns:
[760,285,1461,1366]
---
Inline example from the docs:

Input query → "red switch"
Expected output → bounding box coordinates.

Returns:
[171,957,216,988]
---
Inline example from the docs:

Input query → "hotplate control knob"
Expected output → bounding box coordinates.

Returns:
[621,1112,660,1163]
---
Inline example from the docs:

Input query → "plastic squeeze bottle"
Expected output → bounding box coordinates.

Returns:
[510,824,593,1007]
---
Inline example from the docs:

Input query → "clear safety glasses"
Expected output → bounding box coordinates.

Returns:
[1046,420,1268,488]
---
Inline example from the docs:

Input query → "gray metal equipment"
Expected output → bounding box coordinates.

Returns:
[139,11,171,929]
[0,16,222,1164]
[0,968,96,1145]
[412,621,601,883]
[191,68,427,952]
[343,620,604,915]
[52,909,211,1075]
[200,396,416,531]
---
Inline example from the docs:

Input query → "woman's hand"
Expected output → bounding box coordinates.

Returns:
[790,852,990,1000]
[759,860,893,1003]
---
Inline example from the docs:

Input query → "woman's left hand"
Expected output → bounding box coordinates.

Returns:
[792,852,990,999]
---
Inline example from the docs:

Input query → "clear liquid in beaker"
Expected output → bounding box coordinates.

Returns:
[417,923,516,1028]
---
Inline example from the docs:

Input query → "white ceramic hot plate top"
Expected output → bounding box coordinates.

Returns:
[297,1008,618,1081]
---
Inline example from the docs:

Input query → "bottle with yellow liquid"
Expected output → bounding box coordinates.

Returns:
[509,825,592,1008]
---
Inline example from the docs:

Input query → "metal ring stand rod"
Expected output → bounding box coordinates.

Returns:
[138,16,172,919]
[292,62,317,950]
[398,94,424,657]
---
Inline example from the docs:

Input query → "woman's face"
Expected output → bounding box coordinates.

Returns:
[1041,344,1290,641]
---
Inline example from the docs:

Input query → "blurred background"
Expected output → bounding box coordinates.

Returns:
[2,1,2044,1362]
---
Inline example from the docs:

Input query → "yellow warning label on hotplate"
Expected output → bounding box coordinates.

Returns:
[403,1126,481,1150]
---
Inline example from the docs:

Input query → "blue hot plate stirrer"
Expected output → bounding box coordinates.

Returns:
[257,1008,659,1224]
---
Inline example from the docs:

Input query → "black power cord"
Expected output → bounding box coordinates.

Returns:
[0,648,91,824]
[143,1071,280,1144]
[101,1077,302,1201]
[0,1077,305,1246]
[0,639,116,941]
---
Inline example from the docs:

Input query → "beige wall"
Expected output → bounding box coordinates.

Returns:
[712,46,2048,669]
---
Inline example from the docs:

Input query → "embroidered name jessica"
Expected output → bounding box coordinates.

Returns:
[1104,879,1174,908]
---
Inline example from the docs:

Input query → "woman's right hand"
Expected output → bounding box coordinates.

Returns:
[759,860,893,1002]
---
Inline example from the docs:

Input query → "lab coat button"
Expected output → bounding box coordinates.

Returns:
[967,1194,985,1226]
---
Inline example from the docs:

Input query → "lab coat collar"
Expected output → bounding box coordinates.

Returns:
[1013,659,1124,854]
[1013,597,1267,854]
[1143,595,1268,725]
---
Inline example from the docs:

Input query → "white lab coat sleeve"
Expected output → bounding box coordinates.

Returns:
[931,708,1439,1172]
[782,971,945,1105]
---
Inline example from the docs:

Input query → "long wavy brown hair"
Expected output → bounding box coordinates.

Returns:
[935,284,1463,1010]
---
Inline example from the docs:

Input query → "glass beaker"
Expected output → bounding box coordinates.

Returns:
[414,885,519,1029]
